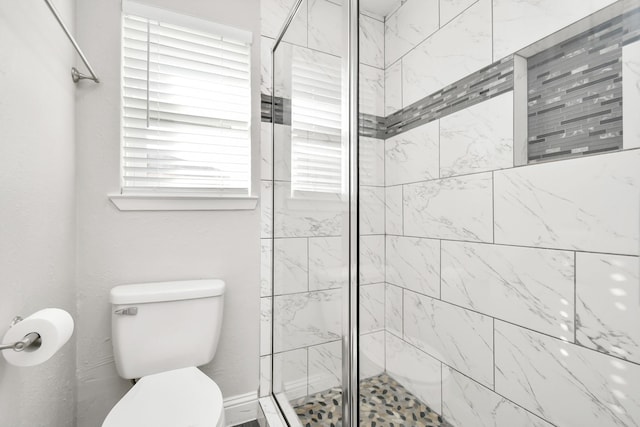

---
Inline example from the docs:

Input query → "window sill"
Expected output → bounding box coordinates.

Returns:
[108,193,258,211]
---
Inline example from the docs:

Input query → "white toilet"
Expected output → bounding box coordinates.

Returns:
[102,279,226,427]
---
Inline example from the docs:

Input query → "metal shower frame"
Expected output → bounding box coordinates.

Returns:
[270,0,360,424]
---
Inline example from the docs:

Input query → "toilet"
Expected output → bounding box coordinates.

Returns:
[102,279,226,427]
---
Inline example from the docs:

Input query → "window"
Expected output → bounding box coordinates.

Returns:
[290,48,343,195]
[120,3,252,200]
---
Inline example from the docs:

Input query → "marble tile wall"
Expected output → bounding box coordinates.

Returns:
[401,0,493,106]
[576,252,640,364]
[384,0,439,67]
[494,150,639,254]
[495,321,640,426]
[493,0,619,60]
[385,0,494,112]
[442,367,554,427]
[439,92,513,177]
[385,332,442,412]
[388,144,639,427]
[260,2,640,427]
[385,122,640,426]
[382,2,639,426]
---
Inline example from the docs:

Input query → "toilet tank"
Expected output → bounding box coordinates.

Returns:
[110,279,225,379]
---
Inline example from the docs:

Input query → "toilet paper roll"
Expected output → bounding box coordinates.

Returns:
[2,308,74,367]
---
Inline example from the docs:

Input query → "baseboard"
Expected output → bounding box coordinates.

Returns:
[225,391,259,427]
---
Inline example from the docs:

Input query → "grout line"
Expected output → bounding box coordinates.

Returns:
[383,283,388,335]
[440,0,480,29]
[272,234,387,240]
[386,326,403,342]
[401,287,405,338]
[491,0,494,62]
[446,364,560,427]
[383,320,387,373]
[440,362,444,415]
[387,0,479,70]
[306,237,310,292]
[492,171,496,244]
[268,286,350,299]
[383,6,388,73]
[271,235,341,240]
[271,179,385,187]
[386,167,507,189]
[398,286,640,367]
[401,184,405,235]
[387,330,495,417]
[383,149,388,285]
[438,119,441,178]
[400,58,403,109]
[574,251,578,344]
[439,239,443,299]
[305,346,309,396]
[492,317,496,390]
[383,20,388,119]
[382,233,638,258]
[272,330,385,358]
[387,332,559,426]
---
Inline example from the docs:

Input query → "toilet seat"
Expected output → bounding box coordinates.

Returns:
[102,367,225,427]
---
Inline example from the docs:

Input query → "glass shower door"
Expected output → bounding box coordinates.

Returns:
[270,0,358,425]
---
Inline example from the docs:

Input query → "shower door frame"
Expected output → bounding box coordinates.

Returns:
[269,0,360,425]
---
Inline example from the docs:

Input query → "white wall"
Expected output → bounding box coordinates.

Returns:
[74,0,262,425]
[0,0,77,425]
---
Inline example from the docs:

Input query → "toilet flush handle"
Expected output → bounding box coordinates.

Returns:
[114,307,138,316]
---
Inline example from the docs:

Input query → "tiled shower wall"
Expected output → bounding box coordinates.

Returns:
[258,0,387,404]
[260,0,640,426]
[383,0,640,426]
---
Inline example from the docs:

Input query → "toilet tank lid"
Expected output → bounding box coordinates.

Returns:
[110,279,225,305]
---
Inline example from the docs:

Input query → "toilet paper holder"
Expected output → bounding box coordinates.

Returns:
[0,317,42,352]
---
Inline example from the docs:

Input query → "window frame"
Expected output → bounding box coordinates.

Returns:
[110,1,258,211]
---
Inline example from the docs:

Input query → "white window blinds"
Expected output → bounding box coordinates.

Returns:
[122,4,252,194]
[290,50,343,194]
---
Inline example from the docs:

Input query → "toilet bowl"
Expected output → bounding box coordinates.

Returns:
[102,367,225,427]
[102,367,224,427]
[103,280,227,427]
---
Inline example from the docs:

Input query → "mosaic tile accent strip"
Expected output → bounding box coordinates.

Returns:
[261,93,272,123]
[291,373,451,427]
[527,8,640,162]
[262,93,291,126]
[261,8,639,161]
[263,92,385,138]
[385,56,514,138]
[262,55,514,140]
[359,113,386,139]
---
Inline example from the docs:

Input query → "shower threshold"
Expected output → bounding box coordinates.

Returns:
[291,373,451,427]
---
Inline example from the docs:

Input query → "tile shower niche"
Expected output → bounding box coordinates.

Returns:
[520,4,640,163]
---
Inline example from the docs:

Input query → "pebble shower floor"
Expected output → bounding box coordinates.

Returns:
[291,373,452,427]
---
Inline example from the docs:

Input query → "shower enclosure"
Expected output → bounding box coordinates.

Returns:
[261,0,640,425]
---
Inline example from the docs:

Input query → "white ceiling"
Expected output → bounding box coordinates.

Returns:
[361,0,401,19]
